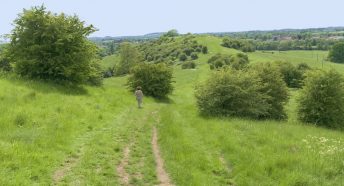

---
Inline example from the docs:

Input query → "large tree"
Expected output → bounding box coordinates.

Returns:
[7,5,101,84]
[117,42,141,75]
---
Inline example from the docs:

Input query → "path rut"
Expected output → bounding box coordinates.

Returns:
[152,127,174,186]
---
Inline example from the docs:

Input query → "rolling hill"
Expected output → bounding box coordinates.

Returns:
[0,35,343,185]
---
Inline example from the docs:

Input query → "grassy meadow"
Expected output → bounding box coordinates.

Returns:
[0,35,344,185]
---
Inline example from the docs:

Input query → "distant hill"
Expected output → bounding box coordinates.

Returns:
[89,32,165,43]
[89,27,344,42]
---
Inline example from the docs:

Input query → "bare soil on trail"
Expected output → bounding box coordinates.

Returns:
[52,149,82,185]
[152,127,174,186]
[116,144,133,186]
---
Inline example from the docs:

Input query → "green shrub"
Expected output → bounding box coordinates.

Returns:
[230,53,249,70]
[183,48,194,56]
[298,69,344,129]
[251,63,289,119]
[202,46,208,54]
[190,52,198,60]
[195,69,267,118]
[7,6,100,85]
[328,42,344,63]
[297,62,311,71]
[208,53,248,70]
[0,56,12,72]
[274,61,308,88]
[87,60,103,86]
[196,65,288,119]
[181,61,196,69]
[195,46,202,52]
[127,63,173,98]
[179,53,188,61]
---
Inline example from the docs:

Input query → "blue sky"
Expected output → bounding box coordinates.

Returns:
[0,0,343,37]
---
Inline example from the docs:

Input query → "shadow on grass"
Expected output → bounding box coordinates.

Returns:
[153,96,175,104]
[3,75,89,95]
[197,112,288,124]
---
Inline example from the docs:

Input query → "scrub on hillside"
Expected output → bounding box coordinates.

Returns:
[135,86,143,108]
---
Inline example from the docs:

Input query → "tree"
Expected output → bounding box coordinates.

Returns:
[328,42,344,63]
[127,63,173,98]
[117,42,142,75]
[298,69,344,129]
[164,29,179,37]
[7,5,101,85]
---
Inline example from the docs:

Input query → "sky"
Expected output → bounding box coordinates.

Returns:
[0,0,343,37]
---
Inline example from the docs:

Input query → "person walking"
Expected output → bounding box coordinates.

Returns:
[135,86,143,108]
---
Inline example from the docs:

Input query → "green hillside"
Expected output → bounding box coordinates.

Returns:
[1,35,344,185]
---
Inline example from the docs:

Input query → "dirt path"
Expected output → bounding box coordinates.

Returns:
[52,147,83,185]
[219,155,232,174]
[152,127,174,186]
[116,143,133,185]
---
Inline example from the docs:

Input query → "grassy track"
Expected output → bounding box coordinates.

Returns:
[0,35,344,185]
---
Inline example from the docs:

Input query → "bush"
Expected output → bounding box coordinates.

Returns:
[297,62,311,71]
[190,52,198,60]
[208,53,248,70]
[179,53,187,61]
[298,69,344,129]
[87,60,103,86]
[251,63,289,119]
[7,6,100,85]
[202,46,208,54]
[127,63,173,98]
[195,69,262,118]
[181,61,196,69]
[103,67,116,78]
[183,48,194,56]
[195,65,288,119]
[274,61,307,88]
[0,56,12,72]
[230,53,249,70]
[328,42,344,63]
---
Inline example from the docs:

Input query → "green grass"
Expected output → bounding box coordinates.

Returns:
[0,35,344,185]
[157,35,344,185]
[101,54,120,69]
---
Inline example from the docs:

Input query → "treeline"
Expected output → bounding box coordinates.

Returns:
[222,37,340,51]
[209,27,344,41]
[255,39,338,50]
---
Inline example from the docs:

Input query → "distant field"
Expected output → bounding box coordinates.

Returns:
[0,35,343,185]
[101,54,120,69]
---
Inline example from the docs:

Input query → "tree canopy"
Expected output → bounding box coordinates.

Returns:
[7,5,101,85]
